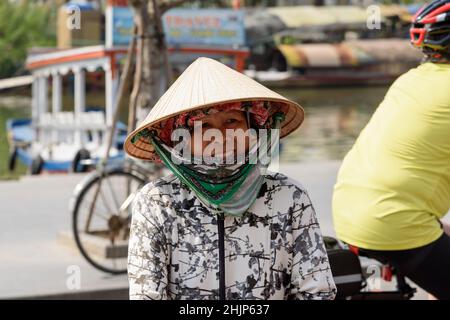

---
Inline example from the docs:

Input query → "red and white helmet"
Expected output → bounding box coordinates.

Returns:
[410,0,450,58]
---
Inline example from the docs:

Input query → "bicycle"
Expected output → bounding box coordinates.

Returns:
[325,236,417,300]
[69,157,167,274]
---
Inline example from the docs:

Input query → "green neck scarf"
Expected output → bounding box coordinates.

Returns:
[150,115,283,216]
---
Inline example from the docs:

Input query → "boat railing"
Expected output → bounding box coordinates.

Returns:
[33,111,108,147]
[34,111,107,131]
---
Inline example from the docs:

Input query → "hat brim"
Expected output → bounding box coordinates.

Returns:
[124,57,306,161]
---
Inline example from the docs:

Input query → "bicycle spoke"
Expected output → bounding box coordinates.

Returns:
[85,208,110,222]
[98,183,116,214]
[79,194,111,233]
[104,175,121,212]
[86,189,111,216]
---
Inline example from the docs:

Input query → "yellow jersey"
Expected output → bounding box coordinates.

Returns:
[332,62,450,250]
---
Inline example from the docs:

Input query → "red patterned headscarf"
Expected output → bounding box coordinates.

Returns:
[156,100,285,146]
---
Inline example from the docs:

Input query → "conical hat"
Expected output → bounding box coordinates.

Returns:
[124,57,304,161]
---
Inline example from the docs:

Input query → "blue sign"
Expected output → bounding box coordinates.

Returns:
[107,6,134,46]
[163,8,245,47]
[106,7,245,47]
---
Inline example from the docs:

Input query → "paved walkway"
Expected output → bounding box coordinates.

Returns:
[0,173,127,298]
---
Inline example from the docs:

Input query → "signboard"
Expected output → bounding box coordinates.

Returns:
[163,8,246,47]
[106,6,134,47]
[106,7,246,47]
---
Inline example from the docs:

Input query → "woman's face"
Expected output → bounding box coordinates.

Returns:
[190,109,250,160]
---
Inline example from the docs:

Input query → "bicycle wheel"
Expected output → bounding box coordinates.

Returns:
[72,168,147,274]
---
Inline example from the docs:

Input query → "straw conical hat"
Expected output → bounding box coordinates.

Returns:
[124,57,304,161]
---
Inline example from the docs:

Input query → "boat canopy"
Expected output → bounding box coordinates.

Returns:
[277,43,367,68]
[267,6,337,28]
[346,39,423,62]
[25,45,127,131]
[277,39,423,68]
[321,6,377,26]
[379,4,413,22]
[267,5,382,28]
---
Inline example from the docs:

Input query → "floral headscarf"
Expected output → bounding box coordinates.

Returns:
[156,100,285,147]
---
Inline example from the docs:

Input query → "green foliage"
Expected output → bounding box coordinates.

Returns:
[0,1,56,78]
[0,105,28,180]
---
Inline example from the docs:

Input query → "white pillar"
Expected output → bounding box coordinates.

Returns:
[105,5,114,48]
[39,76,48,115]
[51,73,62,144]
[31,76,41,144]
[52,72,62,114]
[74,68,86,147]
[105,67,117,128]
[37,75,48,145]
[31,76,39,125]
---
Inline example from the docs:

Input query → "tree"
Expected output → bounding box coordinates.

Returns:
[0,1,55,78]
[127,0,190,131]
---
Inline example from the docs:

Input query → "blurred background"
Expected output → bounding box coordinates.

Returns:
[0,0,435,299]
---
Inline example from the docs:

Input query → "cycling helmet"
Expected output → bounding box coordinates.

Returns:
[410,0,450,59]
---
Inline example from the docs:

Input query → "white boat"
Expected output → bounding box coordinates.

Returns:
[7,46,128,174]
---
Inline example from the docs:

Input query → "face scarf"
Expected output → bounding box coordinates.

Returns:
[145,101,285,217]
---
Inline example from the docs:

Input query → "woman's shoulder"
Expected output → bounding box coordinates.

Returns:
[138,173,180,197]
[259,171,311,205]
[263,171,307,192]
[140,173,176,194]
[132,174,183,223]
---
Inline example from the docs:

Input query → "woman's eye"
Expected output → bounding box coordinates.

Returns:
[225,119,238,124]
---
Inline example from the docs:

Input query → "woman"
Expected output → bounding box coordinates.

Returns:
[125,57,336,300]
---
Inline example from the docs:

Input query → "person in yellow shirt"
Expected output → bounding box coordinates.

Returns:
[332,0,450,299]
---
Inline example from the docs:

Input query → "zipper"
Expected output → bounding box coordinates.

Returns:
[217,212,226,300]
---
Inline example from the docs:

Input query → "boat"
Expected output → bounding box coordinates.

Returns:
[243,5,423,87]
[245,38,423,87]
[7,45,128,174]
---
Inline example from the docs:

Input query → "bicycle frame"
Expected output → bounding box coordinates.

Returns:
[70,159,152,234]
[325,237,417,300]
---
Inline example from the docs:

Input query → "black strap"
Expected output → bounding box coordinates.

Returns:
[217,213,226,300]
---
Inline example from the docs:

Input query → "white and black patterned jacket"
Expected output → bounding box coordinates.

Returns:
[128,172,337,300]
